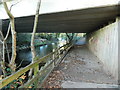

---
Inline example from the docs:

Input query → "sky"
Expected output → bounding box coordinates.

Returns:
[0,0,120,19]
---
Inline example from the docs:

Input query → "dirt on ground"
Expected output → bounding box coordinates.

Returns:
[42,45,117,88]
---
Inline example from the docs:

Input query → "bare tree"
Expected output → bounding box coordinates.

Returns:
[29,0,41,77]
[3,2,16,73]
[66,33,75,43]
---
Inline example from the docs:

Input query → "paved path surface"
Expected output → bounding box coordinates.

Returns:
[43,45,118,88]
[61,81,118,88]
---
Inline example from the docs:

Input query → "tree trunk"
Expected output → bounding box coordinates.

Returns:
[29,0,41,78]
[66,33,75,43]
[3,2,17,73]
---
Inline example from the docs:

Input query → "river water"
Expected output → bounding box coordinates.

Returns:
[16,41,66,68]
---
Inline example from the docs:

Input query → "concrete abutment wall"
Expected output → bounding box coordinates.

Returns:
[0,19,2,31]
[87,17,119,81]
[118,17,120,84]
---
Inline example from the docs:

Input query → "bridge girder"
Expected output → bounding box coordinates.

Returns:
[2,5,120,33]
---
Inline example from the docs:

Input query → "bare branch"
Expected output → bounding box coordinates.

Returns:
[16,59,24,69]
[0,31,6,77]
[0,30,4,40]
[5,44,10,62]
[3,2,14,19]
[10,0,22,11]
[4,24,10,41]
[4,0,21,41]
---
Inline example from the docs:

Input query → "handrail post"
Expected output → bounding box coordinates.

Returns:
[52,49,55,67]
[63,45,66,54]
[58,48,61,59]
[56,49,59,64]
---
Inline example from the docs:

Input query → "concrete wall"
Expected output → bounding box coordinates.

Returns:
[0,19,2,30]
[87,18,119,81]
[118,17,120,84]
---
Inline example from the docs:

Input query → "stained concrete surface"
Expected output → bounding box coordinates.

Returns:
[87,19,118,79]
[43,45,118,88]
[61,46,117,84]
[61,81,118,88]
[44,45,118,88]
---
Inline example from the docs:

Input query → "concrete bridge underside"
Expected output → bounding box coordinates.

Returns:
[1,5,120,33]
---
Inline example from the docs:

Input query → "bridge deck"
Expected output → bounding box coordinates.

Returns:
[2,5,120,33]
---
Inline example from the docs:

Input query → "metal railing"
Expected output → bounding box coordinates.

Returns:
[0,43,73,88]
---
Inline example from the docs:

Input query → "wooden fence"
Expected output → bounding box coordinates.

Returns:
[0,43,73,88]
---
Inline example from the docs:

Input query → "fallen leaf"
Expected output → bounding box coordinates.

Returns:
[56,71,60,73]
[0,75,3,80]
[20,75,26,79]
[28,86,32,88]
